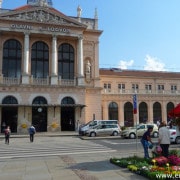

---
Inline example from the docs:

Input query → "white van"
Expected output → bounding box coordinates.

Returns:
[79,120,119,135]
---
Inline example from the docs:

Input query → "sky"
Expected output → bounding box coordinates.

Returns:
[1,0,180,72]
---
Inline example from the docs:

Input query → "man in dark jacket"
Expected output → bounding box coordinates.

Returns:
[29,125,36,142]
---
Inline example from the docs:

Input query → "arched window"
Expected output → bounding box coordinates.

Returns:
[124,102,133,127]
[108,102,118,120]
[153,102,162,123]
[61,97,75,104]
[2,96,18,104]
[31,41,49,78]
[58,43,74,79]
[3,39,22,78]
[139,102,148,123]
[167,102,174,122]
[32,96,47,105]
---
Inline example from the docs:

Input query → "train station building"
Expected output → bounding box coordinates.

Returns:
[0,0,180,133]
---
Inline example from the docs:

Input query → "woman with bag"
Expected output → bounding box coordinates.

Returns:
[158,121,170,157]
[141,126,153,159]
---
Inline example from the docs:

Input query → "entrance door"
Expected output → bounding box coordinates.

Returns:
[32,106,47,132]
[61,107,75,131]
[32,96,47,132]
[1,107,18,133]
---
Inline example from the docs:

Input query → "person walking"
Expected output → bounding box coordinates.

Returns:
[28,125,36,142]
[141,126,153,159]
[4,126,11,144]
[158,121,170,157]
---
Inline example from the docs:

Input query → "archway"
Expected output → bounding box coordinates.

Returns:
[61,97,75,131]
[32,96,47,132]
[153,102,162,123]
[1,96,18,133]
[139,102,148,123]
[124,102,133,127]
[108,102,118,120]
[167,102,174,122]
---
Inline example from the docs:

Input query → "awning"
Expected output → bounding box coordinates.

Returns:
[0,104,86,108]
[168,103,180,118]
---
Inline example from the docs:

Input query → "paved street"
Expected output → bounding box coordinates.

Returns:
[0,134,147,180]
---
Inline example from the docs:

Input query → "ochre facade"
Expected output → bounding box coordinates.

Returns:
[0,1,180,133]
[0,1,102,133]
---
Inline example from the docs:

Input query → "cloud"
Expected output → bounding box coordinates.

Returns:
[143,55,166,71]
[118,59,134,69]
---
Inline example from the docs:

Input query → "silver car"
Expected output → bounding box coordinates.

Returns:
[85,124,121,137]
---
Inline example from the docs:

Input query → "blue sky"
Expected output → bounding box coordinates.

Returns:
[2,0,180,72]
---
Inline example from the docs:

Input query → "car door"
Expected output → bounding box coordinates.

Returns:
[137,125,146,136]
[103,125,112,135]
[95,125,105,136]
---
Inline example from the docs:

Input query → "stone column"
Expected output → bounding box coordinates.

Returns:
[77,36,84,86]
[51,35,58,85]
[119,101,124,126]
[22,32,30,84]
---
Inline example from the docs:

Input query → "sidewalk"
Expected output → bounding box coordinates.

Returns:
[0,133,147,180]
[0,131,79,139]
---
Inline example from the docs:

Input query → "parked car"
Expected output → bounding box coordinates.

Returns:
[121,123,159,139]
[85,124,121,137]
[79,120,119,135]
[169,127,180,144]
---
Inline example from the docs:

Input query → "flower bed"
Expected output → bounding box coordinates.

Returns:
[110,150,180,180]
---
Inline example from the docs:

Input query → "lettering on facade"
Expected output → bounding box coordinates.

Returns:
[10,24,33,30]
[10,24,69,33]
[39,26,69,33]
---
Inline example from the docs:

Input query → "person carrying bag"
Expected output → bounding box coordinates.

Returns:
[141,126,153,159]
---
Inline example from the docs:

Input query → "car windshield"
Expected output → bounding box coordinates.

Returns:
[85,121,97,127]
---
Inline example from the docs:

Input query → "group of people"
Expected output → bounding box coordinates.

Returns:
[141,121,170,159]
[3,125,36,144]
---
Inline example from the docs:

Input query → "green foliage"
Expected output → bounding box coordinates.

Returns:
[110,155,180,179]
[169,149,180,157]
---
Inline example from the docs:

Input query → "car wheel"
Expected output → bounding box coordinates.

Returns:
[175,136,180,144]
[153,132,158,138]
[129,133,136,139]
[90,132,96,137]
[113,131,118,136]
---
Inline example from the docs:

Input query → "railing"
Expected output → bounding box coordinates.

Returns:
[59,79,75,86]
[102,89,180,95]
[31,76,49,86]
[2,77,20,85]
[0,76,76,87]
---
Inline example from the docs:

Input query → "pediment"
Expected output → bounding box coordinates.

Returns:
[0,6,86,28]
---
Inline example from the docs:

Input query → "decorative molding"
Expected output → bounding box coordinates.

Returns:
[0,8,84,27]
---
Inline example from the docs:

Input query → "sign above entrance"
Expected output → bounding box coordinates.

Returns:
[10,24,70,33]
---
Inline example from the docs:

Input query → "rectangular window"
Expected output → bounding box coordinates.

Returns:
[145,84,152,93]
[104,83,111,92]
[158,85,164,90]
[118,83,125,93]
[132,84,139,93]
[171,85,177,93]
[157,84,164,93]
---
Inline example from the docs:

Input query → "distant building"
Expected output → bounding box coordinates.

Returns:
[100,68,180,127]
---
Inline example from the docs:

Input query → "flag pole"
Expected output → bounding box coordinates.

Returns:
[133,94,138,155]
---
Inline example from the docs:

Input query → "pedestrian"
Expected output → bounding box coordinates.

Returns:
[4,126,11,144]
[28,125,36,142]
[158,121,170,157]
[156,120,160,128]
[141,126,153,159]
